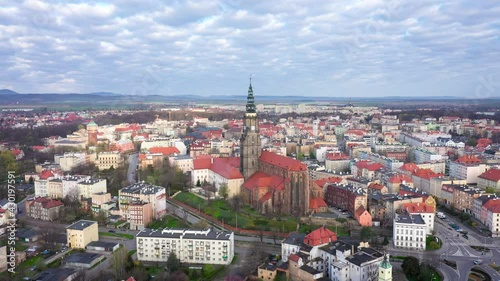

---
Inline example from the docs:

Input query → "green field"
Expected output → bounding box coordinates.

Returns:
[99,231,134,240]
[149,215,189,229]
[174,192,299,232]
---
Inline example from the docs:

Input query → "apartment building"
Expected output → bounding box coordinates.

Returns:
[324,183,367,217]
[27,197,63,221]
[402,202,435,233]
[393,214,427,251]
[449,155,488,184]
[67,220,99,249]
[95,151,124,171]
[127,202,153,230]
[478,168,500,190]
[136,228,234,265]
[119,182,167,220]
[484,198,500,237]
[78,178,107,199]
[452,185,483,214]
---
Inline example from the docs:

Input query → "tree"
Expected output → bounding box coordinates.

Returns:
[230,194,242,212]
[382,236,389,246]
[167,252,181,272]
[130,265,149,281]
[167,270,189,281]
[219,183,229,200]
[486,187,496,194]
[402,256,421,278]
[110,246,130,280]
[360,226,374,242]
[196,179,201,187]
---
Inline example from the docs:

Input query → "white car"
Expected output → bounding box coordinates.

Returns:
[473,260,482,265]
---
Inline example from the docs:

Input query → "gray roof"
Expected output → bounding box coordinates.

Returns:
[283,232,305,246]
[137,228,233,241]
[300,265,321,275]
[65,252,103,264]
[346,251,381,266]
[87,241,119,248]
[67,220,97,230]
[120,182,165,195]
[78,178,104,185]
[33,268,77,281]
[394,214,425,225]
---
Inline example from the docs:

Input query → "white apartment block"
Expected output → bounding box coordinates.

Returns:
[393,214,427,251]
[169,155,193,173]
[119,182,167,219]
[136,228,234,265]
[78,178,107,199]
[35,179,49,197]
[449,162,487,184]
[413,148,442,164]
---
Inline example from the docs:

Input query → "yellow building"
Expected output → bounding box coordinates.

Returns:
[95,151,124,171]
[66,220,98,249]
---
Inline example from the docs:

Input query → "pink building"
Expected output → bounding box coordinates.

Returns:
[355,205,373,227]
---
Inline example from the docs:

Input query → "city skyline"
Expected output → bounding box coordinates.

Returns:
[1,1,499,97]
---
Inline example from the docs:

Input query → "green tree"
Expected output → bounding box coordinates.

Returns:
[402,256,421,278]
[382,236,389,246]
[360,226,374,242]
[196,179,201,187]
[428,241,440,250]
[167,252,181,272]
[110,246,131,280]
[219,183,229,200]
[485,187,496,194]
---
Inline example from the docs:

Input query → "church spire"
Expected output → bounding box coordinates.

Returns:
[246,76,256,113]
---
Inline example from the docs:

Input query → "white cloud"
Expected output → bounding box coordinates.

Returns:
[0,0,498,96]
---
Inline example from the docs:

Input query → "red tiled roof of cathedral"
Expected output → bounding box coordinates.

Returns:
[242,171,288,191]
[259,151,306,171]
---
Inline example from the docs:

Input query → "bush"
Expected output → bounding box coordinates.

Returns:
[336,218,347,223]
[429,241,440,250]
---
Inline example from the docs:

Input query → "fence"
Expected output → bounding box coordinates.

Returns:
[170,198,292,238]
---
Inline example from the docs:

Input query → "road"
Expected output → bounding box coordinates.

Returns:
[127,153,138,184]
[388,215,500,281]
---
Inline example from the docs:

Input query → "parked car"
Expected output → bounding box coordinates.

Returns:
[463,234,469,239]
[108,230,116,233]
[473,260,482,265]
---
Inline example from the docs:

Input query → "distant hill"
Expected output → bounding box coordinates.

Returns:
[0,89,19,95]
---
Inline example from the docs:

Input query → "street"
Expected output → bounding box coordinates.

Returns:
[127,153,138,184]
[388,215,500,281]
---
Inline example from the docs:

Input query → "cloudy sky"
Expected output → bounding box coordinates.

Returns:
[1,0,499,97]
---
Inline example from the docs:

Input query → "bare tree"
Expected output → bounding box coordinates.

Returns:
[110,246,129,280]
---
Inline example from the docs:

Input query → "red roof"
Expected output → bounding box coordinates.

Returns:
[126,278,137,281]
[388,174,412,184]
[412,168,443,180]
[259,151,307,171]
[0,208,6,213]
[368,182,385,190]
[326,152,350,161]
[402,202,435,213]
[31,197,63,209]
[210,158,243,179]
[456,155,481,164]
[193,158,212,170]
[314,177,343,188]
[483,199,500,213]
[399,163,419,172]
[355,161,384,171]
[259,191,273,203]
[11,149,22,155]
[39,170,55,180]
[289,254,301,263]
[149,147,180,156]
[309,197,327,210]
[242,171,288,191]
[304,226,337,246]
[355,205,367,218]
[478,169,500,182]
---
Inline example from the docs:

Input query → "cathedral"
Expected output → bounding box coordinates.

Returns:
[239,80,316,215]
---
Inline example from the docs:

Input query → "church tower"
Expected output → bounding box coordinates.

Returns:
[240,78,261,179]
[378,253,393,281]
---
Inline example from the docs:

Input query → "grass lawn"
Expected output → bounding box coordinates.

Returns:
[145,266,164,276]
[149,215,189,229]
[174,192,299,232]
[15,243,29,251]
[426,236,442,251]
[129,249,137,256]
[99,232,134,239]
